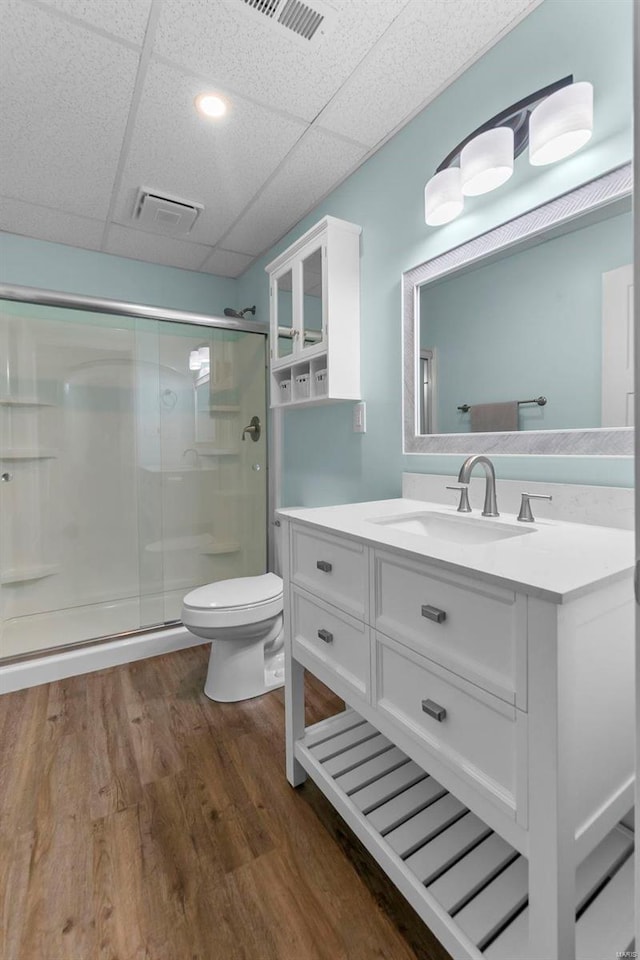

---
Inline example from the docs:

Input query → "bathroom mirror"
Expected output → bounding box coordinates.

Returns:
[403,163,633,455]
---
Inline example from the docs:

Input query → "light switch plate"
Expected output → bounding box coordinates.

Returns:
[353,401,366,433]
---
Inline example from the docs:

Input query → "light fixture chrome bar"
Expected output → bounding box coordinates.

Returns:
[435,75,574,172]
[0,283,268,335]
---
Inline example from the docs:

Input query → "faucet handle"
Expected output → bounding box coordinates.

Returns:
[517,492,552,522]
[446,485,472,513]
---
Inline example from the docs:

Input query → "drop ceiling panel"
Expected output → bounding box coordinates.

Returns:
[32,0,153,45]
[0,196,104,250]
[104,224,211,270]
[318,0,541,147]
[200,248,255,278]
[153,0,411,122]
[222,128,368,257]
[0,0,140,218]
[112,59,309,247]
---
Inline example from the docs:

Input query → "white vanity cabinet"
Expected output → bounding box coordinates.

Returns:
[280,506,635,960]
[265,215,361,407]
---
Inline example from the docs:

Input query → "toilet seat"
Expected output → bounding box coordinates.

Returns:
[183,573,283,629]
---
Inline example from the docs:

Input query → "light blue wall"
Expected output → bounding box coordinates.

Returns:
[421,210,633,434]
[238,0,634,507]
[0,232,237,315]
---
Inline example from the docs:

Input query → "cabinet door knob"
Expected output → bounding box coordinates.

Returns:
[421,604,446,624]
[422,698,447,722]
[316,560,332,573]
[317,628,333,644]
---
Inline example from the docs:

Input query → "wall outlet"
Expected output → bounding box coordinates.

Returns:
[353,401,366,433]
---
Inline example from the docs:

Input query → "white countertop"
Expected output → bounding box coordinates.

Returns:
[277,499,635,603]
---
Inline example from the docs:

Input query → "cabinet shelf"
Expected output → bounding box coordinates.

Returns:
[297,709,635,960]
[267,215,361,408]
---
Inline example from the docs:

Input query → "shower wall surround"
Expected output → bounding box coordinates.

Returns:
[0,299,267,658]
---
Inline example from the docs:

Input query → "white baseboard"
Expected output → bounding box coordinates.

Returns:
[0,626,205,694]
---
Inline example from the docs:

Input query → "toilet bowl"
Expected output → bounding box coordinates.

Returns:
[181,573,285,702]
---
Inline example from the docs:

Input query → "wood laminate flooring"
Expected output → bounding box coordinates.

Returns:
[0,645,452,960]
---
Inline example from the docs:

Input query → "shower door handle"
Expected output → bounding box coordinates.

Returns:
[1,472,13,483]
[242,415,261,442]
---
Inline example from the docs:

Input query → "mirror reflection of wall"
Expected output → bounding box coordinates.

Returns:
[419,206,633,435]
[302,247,323,344]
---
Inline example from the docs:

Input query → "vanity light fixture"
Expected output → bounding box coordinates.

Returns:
[529,81,593,165]
[424,76,594,226]
[194,92,228,119]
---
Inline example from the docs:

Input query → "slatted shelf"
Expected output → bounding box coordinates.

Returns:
[295,709,635,960]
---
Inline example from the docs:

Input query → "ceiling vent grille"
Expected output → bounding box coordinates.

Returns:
[238,0,334,43]
[133,188,203,236]
[278,0,323,40]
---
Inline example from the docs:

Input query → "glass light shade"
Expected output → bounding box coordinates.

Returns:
[424,168,464,226]
[460,126,514,196]
[189,350,201,371]
[529,81,593,166]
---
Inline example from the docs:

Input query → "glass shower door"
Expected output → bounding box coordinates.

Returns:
[0,297,267,661]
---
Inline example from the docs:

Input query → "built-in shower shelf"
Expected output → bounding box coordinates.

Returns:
[145,533,239,555]
[206,405,241,413]
[195,447,239,456]
[1,449,57,459]
[141,465,220,474]
[1,563,59,585]
[0,396,56,407]
[199,541,240,556]
[296,709,635,960]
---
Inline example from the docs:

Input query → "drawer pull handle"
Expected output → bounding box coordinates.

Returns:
[421,604,447,624]
[317,628,333,644]
[316,560,332,573]
[422,698,447,722]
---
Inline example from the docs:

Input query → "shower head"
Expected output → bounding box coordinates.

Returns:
[224,306,256,319]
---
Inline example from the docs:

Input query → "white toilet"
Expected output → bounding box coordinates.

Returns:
[181,573,285,702]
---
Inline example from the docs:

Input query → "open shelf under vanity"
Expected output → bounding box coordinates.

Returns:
[297,709,635,960]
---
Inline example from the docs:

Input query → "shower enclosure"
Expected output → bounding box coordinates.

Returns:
[0,289,268,661]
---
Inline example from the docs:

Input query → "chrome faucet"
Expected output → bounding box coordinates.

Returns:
[457,455,499,517]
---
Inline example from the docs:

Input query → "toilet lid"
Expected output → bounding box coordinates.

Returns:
[183,573,283,611]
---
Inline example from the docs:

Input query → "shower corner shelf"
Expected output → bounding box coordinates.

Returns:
[200,540,240,556]
[194,445,240,456]
[1,563,60,585]
[1,449,58,460]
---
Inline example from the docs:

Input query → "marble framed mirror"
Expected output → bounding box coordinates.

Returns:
[402,163,633,456]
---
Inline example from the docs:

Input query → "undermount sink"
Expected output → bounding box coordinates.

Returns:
[368,511,535,545]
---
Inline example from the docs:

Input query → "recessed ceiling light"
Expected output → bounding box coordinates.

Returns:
[195,93,228,119]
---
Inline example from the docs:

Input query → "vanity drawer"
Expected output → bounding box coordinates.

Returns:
[375,631,525,821]
[373,550,526,706]
[291,587,370,700]
[291,524,368,620]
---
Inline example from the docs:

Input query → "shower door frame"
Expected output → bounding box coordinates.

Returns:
[0,283,272,663]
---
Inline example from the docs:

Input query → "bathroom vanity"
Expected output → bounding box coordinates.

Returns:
[278,496,635,960]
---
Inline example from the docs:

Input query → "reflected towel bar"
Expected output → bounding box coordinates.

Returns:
[457,396,547,413]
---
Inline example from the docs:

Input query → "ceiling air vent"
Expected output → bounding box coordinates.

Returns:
[238,0,335,44]
[133,188,204,236]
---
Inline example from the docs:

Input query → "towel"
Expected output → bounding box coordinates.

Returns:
[470,401,519,433]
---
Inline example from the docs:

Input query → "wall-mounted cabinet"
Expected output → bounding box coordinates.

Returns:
[265,215,362,408]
